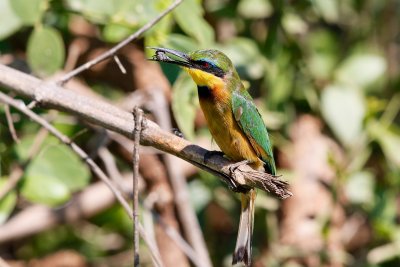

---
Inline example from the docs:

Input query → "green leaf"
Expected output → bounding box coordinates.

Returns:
[102,23,133,43]
[219,38,267,80]
[367,120,400,167]
[282,13,308,35]
[321,85,366,146]
[65,0,114,23]
[173,0,214,46]
[336,54,387,89]
[16,136,91,206]
[238,0,273,19]
[10,0,47,25]
[0,177,17,224]
[171,73,198,140]
[27,27,65,77]
[188,180,212,212]
[163,34,199,52]
[21,173,71,206]
[0,0,23,40]
[312,0,339,23]
[144,6,174,52]
[345,171,375,205]
[307,30,339,80]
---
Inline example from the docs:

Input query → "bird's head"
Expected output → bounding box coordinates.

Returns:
[150,47,237,88]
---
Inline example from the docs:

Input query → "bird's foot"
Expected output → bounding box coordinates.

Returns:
[228,160,251,174]
[203,150,225,164]
[222,160,252,192]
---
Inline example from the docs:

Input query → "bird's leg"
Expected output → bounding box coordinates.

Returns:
[203,150,225,164]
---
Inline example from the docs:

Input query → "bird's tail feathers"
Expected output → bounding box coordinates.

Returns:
[232,189,256,266]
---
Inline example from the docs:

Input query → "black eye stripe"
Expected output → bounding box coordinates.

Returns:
[194,60,224,77]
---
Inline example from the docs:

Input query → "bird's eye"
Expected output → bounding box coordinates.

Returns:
[199,61,210,68]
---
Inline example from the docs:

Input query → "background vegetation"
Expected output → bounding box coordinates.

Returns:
[0,0,399,266]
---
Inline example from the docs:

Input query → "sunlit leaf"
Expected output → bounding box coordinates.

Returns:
[0,0,23,40]
[21,173,71,206]
[265,51,293,104]
[345,171,375,205]
[16,136,91,206]
[65,0,114,23]
[282,13,308,35]
[188,180,212,212]
[102,23,133,43]
[307,30,339,80]
[173,0,214,46]
[10,0,47,25]
[27,27,65,77]
[163,34,199,52]
[237,0,273,19]
[0,177,17,224]
[312,0,339,23]
[367,120,400,167]
[171,73,198,140]
[321,85,366,145]
[336,54,387,89]
[219,38,267,80]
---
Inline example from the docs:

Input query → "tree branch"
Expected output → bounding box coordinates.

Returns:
[0,63,292,199]
[133,107,143,267]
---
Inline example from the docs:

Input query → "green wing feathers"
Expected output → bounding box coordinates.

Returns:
[232,91,276,175]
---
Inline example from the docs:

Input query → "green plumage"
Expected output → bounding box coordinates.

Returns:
[232,90,276,175]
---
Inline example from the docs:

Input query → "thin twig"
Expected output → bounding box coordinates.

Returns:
[114,55,127,74]
[156,214,203,267]
[57,0,183,85]
[0,92,164,267]
[98,147,126,192]
[133,107,143,267]
[4,104,19,143]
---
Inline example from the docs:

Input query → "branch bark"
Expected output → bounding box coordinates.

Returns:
[0,63,292,199]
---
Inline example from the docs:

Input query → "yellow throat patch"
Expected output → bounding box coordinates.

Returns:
[185,68,224,88]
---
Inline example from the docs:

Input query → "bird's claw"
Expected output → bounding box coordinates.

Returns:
[228,160,251,174]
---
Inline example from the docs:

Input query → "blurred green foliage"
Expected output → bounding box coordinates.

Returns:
[0,0,399,266]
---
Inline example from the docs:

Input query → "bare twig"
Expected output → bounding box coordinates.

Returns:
[114,55,127,74]
[156,215,203,267]
[0,92,164,267]
[4,103,19,143]
[147,90,213,267]
[98,147,126,191]
[133,107,143,267]
[0,64,292,198]
[58,0,183,85]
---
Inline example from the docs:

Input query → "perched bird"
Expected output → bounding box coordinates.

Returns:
[150,47,276,266]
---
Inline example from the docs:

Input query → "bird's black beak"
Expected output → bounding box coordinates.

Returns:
[148,47,192,68]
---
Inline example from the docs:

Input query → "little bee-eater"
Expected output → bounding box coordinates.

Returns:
[150,48,276,266]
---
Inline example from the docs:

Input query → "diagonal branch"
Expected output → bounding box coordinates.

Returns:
[58,0,183,85]
[0,63,292,199]
[0,91,164,267]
